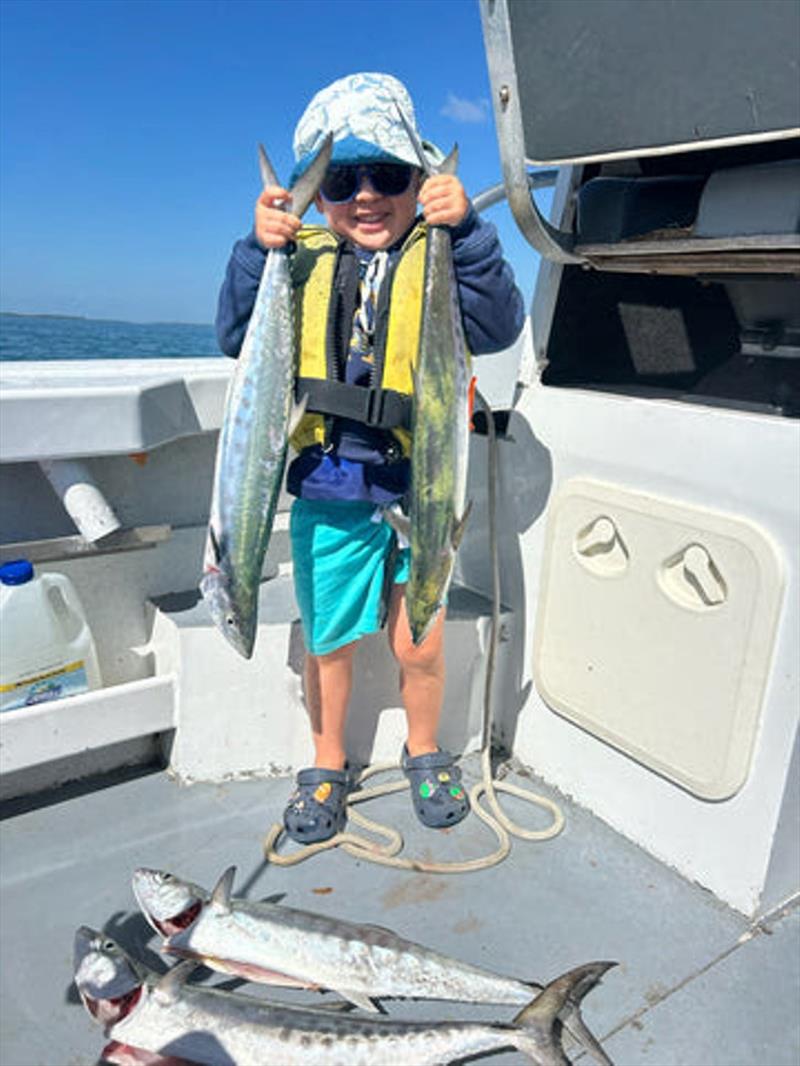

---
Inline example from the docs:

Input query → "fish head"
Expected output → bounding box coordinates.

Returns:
[132,868,208,938]
[199,568,256,659]
[73,927,145,1027]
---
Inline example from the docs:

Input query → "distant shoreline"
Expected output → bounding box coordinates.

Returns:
[2,310,88,320]
[0,311,212,328]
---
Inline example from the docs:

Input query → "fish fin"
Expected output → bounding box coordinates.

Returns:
[438,144,459,176]
[560,1007,615,1066]
[258,143,280,190]
[154,960,201,1003]
[383,508,411,544]
[337,990,382,1014]
[451,501,473,550]
[290,132,334,218]
[207,524,222,565]
[394,98,458,178]
[288,393,309,437]
[413,604,444,647]
[313,999,358,1014]
[394,101,433,177]
[411,364,422,397]
[210,866,236,912]
[363,922,398,936]
[260,892,287,905]
[513,962,617,1066]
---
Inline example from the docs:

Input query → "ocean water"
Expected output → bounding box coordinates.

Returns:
[0,312,222,361]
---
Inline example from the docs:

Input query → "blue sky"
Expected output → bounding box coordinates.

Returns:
[0,0,548,324]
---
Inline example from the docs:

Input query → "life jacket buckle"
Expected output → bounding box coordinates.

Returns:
[365,387,385,427]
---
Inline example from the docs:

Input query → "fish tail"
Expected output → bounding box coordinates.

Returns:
[258,143,280,190]
[438,143,459,176]
[290,132,334,217]
[511,962,616,1066]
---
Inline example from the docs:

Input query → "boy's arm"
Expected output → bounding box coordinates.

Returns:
[450,207,525,355]
[215,233,267,357]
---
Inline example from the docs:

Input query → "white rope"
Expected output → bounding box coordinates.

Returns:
[263,390,564,872]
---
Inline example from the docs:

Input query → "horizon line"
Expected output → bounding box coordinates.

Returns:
[1,310,214,328]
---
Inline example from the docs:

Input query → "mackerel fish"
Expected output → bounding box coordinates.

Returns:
[133,865,541,1011]
[75,925,615,1066]
[394,109,472,645]
[200,134,332,659]
[132,866,613,1065]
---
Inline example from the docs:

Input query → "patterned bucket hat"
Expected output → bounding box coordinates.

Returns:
[290,71,443,184]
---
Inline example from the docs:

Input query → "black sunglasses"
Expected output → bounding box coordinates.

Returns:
[319,164,416,204]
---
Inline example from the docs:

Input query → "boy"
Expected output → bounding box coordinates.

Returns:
[216,72,524,844]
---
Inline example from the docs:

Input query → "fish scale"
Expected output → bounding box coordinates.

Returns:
[406,212,472,644]
[393,117,472,646]
[200,136,332,659]
[108,988,527,1066]
[182,900,533,1003]
[75,927,614,1066]
[134,867,536,1008]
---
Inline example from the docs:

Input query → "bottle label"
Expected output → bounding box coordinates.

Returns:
[0,660,89,713]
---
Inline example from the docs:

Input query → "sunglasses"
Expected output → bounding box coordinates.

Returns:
[319,164,416,204]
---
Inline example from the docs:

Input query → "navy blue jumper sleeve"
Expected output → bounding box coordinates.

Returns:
[448,206,525,354]
[215,208,524,359]
[215,231,266,357]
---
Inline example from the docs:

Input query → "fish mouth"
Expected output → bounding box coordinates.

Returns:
[81,984,143,1025]
[200,583,255,659]
[149,900,203,938]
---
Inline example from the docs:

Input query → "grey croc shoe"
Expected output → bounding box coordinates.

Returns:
[283,767,350,844]
[401,746,470,828]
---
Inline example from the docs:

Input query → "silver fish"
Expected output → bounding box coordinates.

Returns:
[392,107,472,645]
[133,865,542,1012]
[75,926,615,1066]
[200,134,332,659]
[131,866,614,1066]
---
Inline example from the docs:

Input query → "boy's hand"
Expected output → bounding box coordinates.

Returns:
[418,174,470,228]
[255,186,302,249]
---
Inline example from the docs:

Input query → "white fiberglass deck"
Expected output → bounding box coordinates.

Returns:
[1,756,797,1066]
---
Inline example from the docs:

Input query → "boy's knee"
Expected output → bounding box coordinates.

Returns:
[392,630,444,674]
[307,642,356,667]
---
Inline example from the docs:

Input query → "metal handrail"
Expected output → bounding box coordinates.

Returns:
[473,169,558,214]
[480,0,584,263]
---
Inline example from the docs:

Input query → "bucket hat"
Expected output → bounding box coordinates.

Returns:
[290,71,443,184]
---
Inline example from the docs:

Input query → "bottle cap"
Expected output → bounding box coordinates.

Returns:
[0,559,34,585]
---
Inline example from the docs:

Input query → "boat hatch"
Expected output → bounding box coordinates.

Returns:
[533,480,784,800]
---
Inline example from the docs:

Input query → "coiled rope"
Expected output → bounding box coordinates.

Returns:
[263,390,564,872]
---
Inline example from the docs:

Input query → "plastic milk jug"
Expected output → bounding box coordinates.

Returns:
[0,560,102,713]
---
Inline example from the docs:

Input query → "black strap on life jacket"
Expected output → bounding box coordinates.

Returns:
[296,378,412,430]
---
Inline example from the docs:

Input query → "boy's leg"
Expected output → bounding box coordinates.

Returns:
[388,585,470,828]
[304,642,356,770]
[386,584,446,756]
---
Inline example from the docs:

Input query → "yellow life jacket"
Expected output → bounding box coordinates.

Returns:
[289,222,428,457]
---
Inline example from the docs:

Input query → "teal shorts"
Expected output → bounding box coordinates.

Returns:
[290,499,410,656]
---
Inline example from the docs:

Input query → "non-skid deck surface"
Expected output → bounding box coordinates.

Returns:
[1,757,798,1066]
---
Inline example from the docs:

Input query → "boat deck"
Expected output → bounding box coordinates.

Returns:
[1,755,798,1066]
